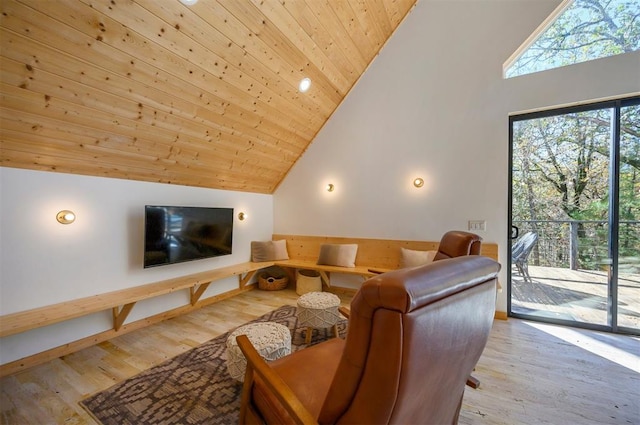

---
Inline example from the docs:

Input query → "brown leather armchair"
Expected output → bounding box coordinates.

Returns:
[433,230,482,261]
[236,255,501,424]
[432,230,485,388]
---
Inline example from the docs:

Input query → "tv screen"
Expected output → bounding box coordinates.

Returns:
[144,206,233,268]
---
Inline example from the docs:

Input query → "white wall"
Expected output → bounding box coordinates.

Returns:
[274,0,640,311]
[0,167,273,364]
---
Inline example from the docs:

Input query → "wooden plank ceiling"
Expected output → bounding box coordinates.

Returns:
[0,0,416,193]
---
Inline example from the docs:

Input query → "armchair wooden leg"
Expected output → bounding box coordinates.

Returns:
[466,374,480,389]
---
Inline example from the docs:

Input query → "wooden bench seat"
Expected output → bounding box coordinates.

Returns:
[271,234,499,289]
[273,259,390,288]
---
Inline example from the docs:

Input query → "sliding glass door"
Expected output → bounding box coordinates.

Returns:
[617,102,640,330]
[509,97,639,333]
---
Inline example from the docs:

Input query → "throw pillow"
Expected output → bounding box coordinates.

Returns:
[316,244,358,268]
[400,248,437,268]
[251,240,289,262]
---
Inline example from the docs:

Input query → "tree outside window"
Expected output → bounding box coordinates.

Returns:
[505,0,640,78]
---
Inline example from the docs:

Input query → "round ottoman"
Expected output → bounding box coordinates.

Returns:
[225,322,292,382]
[296,269,322,295]
[296,291,341,344]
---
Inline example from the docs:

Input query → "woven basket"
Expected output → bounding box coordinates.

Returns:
[296,269,322,295]
[258,273,289,291]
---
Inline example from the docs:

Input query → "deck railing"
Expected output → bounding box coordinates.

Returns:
[512,220,640,272]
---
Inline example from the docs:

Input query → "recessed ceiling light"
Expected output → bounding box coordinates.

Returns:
[299,77,311,93]
[179,0,198,5]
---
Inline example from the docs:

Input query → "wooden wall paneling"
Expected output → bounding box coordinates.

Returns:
[219,0,346,101]
[347,0,387,51]
[23,0,319,138]
[71,0,325,131]
[244,0,352,95]
[301,0,369,76]
[1,148,273,192]
[0,28,308,161]
[0,134,275,193]
[0,10,302,191]
[137,0,336,120]
[197,0,344,108]
[0,108,186,167]
[1,57,296,170]
[273,234,499,270]
[366,0,394,39]
[0,104,288,187]
[324,1,377,64]
[0,88,282,191]
[281,1,360,85]
[0,143,279,194]
[3,10,300,157]
[0,0,418,192]
[0,0,314,153]
[381,0,409,27]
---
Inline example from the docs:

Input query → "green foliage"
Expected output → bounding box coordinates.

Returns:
[507,0,640,78]
[512,103,639,270]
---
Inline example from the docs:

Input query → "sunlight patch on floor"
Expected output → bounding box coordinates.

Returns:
[524,321,640,373]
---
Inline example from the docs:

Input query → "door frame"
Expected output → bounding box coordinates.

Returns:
[507,95,640,334]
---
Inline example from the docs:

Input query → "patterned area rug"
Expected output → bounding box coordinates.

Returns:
[80,305,347,425]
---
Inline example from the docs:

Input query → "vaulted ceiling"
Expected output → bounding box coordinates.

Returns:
[0,0,416,193]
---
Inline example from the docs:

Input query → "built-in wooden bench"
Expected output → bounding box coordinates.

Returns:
[270,234,499,289]
[0,261,271,338]
[1,235,498,339]
[0,234,500,377]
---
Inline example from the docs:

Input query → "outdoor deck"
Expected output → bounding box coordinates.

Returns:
[511,265,640,330]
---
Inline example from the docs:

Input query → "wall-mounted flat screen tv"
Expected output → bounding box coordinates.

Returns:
[144,206,233,268]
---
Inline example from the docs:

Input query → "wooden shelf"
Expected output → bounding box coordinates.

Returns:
[273,259,389,288]
[0,261,272,338]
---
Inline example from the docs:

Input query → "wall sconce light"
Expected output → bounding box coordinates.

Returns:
[238,212,247,221]
[56,210,76,224]
[326,183,335,192]
[413,178,424,188]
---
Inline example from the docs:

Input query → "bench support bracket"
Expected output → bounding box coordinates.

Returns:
[113,303,136,331]
[190,283,211,305]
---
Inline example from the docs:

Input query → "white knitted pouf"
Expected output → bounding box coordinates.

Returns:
[296,292,341,344]
[225,322,292,382]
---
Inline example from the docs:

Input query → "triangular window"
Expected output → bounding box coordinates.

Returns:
[504,0,640,78]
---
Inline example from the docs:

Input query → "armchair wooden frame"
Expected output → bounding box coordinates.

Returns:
[237,334,316,425]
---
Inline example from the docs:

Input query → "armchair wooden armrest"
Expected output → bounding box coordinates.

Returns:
[236,334,317,425]
[338,306,350,319]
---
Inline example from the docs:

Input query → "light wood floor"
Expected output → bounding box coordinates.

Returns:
[1,288,639,424]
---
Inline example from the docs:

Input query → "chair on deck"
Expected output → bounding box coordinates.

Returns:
[511,232,538,283]
[236,256,501,425]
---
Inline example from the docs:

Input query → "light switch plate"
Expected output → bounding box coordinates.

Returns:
[468,220,486,231]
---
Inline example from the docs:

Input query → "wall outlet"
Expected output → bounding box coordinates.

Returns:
[468,220,486,231]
